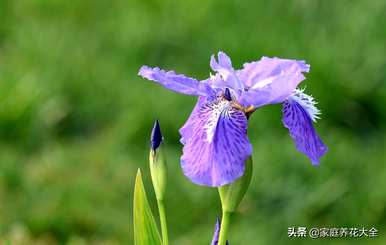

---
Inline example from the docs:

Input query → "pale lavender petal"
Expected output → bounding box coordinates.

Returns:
[239,56,310,87]
[282,100,328,165]
[180,98,252,187]
[211,218,229,245]
[138,66,213,96]
[238,57,310,107]
[209,52,244,92]
[210,51,233,70]
[202,74,240,99]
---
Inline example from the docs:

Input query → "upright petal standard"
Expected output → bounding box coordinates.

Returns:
[139,51,327,187]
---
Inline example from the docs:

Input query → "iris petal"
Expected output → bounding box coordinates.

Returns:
[181,98,252,187]
[282,100,328,165]
[138,66,213,96]
[210,51,233,70]
[209,52,244,92]
[179,96,207,145]
[238,57,309,107]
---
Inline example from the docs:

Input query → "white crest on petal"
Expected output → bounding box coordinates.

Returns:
[289,88,321,122]
[250,76,275,89]
[202,99,233,142]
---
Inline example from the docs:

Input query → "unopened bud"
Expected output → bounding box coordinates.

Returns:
[149,120,167,201]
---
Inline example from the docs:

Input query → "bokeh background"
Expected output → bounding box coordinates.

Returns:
[1,0,385,244]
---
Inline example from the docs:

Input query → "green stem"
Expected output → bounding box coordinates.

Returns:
[157,199,169,245]
[218,211,232,245]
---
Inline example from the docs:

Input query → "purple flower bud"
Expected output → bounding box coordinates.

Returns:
[150,120,163,151]
[211,218,229,245]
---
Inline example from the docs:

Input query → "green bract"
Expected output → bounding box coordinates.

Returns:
[149,145,167,201]
[218,157,253,213]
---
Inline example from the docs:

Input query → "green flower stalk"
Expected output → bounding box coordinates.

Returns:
[149,120,168,245]
[217,157,253,245]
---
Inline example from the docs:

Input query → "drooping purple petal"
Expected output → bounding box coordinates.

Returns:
[211,218,229,245]
[180,97,252,187]
[179,93,221,145]
[282,100,327,165]
[209,52,244,92]
[238,57,310,107]
[138,66,213,96]
[179,96,207,145]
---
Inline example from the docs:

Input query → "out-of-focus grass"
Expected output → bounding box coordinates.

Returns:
[0,0,385,244]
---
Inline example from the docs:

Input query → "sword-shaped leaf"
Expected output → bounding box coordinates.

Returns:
[133,169,162,245]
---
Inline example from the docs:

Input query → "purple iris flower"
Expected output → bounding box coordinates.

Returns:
[139,51,327,187]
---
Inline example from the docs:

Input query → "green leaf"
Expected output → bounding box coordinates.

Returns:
[133,169,162,245]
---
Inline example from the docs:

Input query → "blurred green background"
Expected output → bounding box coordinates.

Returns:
[0,0,385,244]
